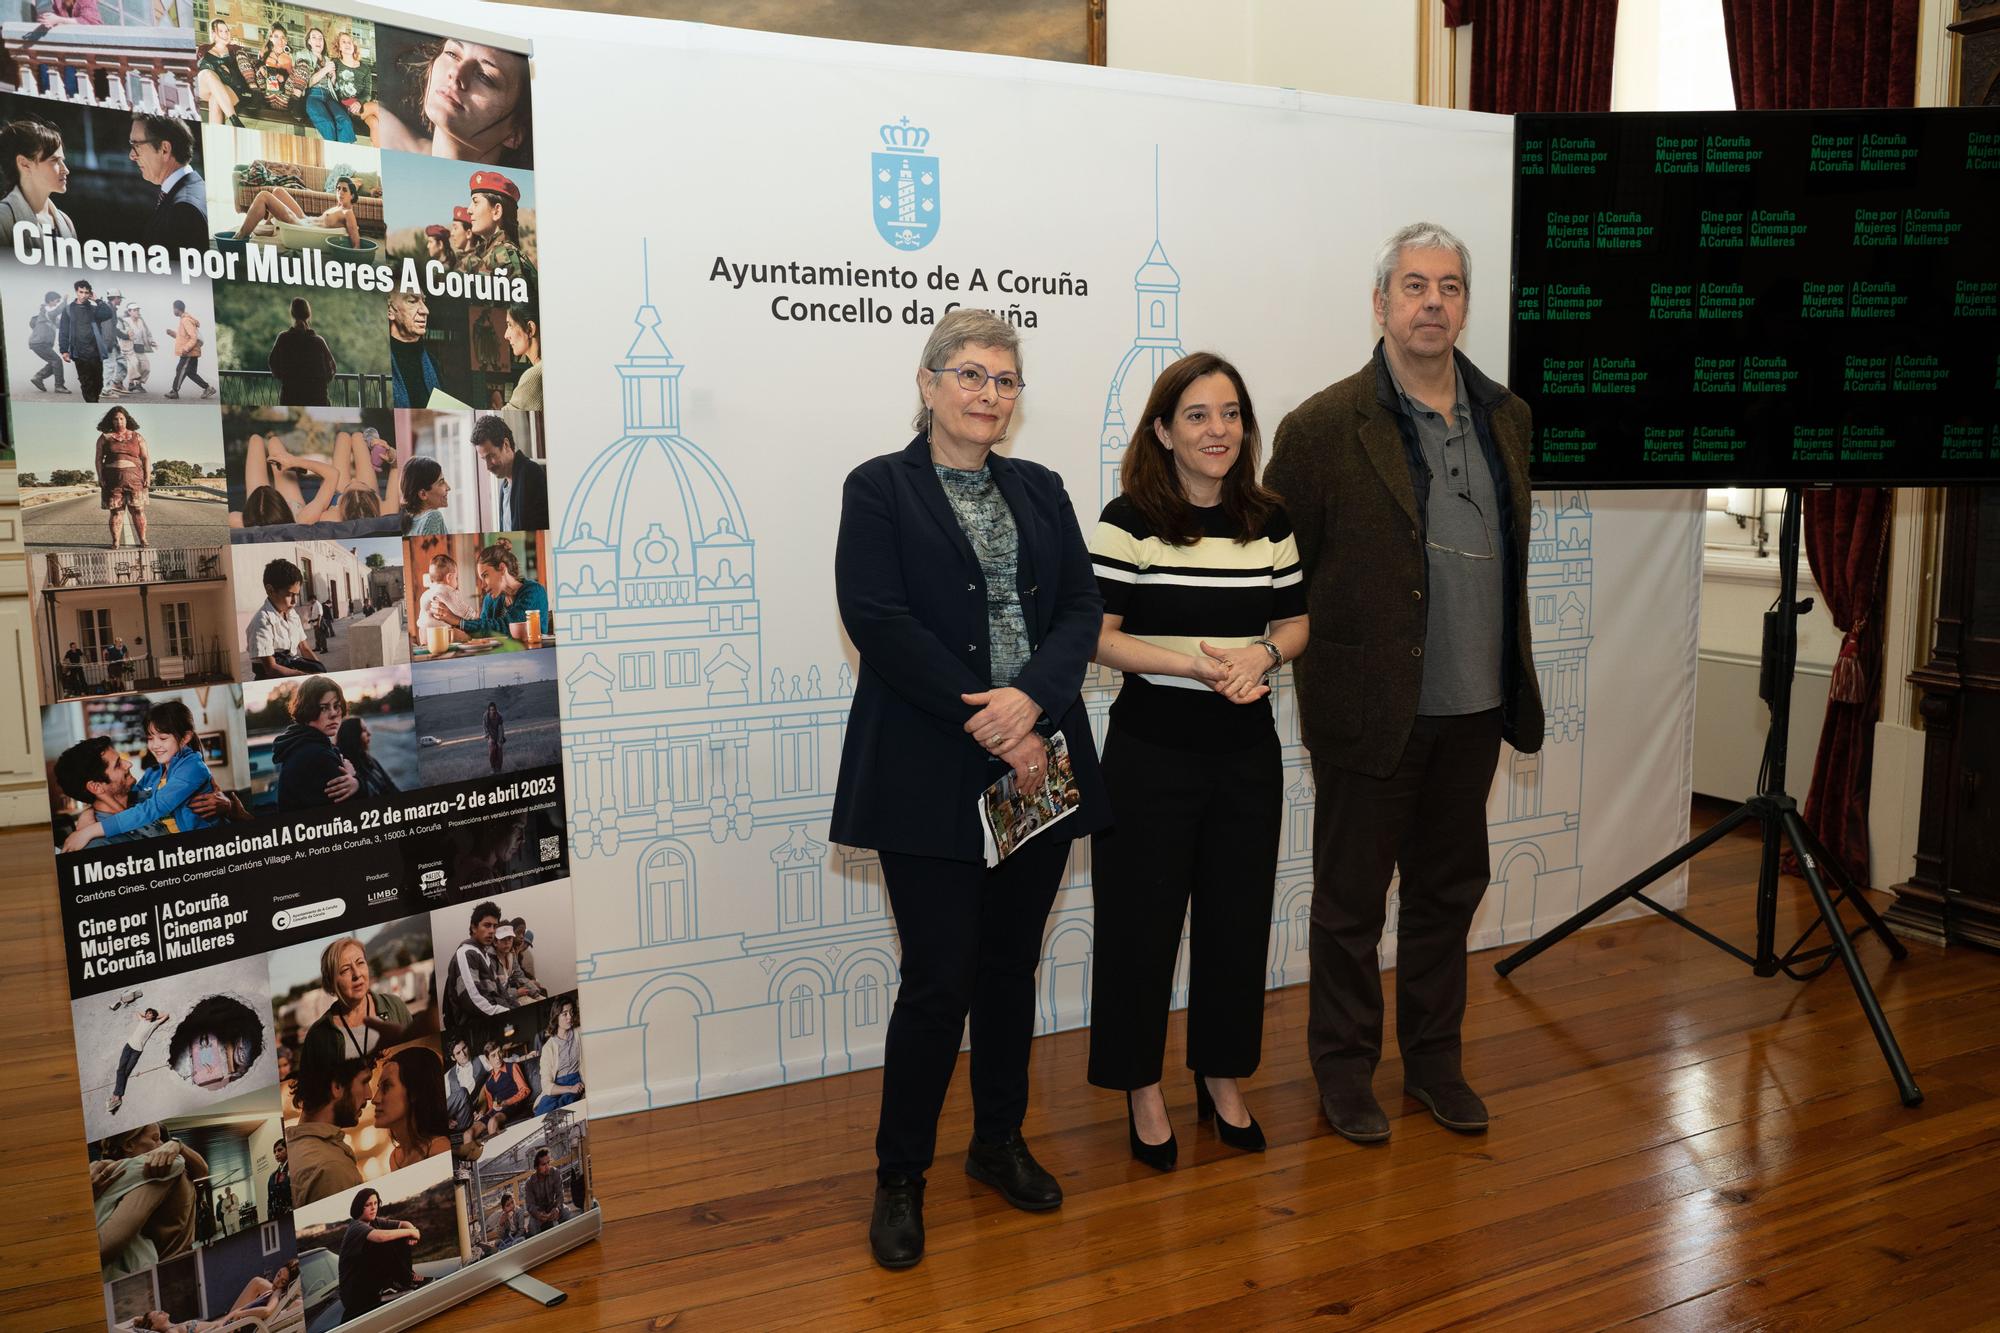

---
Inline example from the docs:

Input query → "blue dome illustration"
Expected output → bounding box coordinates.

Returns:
[554,243,763,751]
[560,250,752,612]
[560,289,750,595]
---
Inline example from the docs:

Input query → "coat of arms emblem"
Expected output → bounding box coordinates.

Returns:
[873,117,939,251]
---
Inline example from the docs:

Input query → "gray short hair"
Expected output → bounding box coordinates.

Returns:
[1373,222,1472,298]
[912,309,1023,433]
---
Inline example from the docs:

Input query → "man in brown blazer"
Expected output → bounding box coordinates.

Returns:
[1265,222,1544,1143]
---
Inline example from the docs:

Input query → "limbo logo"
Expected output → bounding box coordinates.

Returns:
[874,116,939,250]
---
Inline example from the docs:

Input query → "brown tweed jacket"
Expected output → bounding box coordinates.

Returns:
[1264,340,1545,777]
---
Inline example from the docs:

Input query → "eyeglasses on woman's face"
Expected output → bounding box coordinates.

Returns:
[928,362,1026,399]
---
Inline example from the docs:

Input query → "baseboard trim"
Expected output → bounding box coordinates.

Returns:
[0,789,48,830]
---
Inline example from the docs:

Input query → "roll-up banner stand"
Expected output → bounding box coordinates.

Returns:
[5,4,597,1329]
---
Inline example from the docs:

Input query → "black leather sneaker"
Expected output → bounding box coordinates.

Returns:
[869,1172,926,1269]
[964,1132,1063,1211]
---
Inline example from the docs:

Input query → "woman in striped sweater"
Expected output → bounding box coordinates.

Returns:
[1087,352,1309,1169]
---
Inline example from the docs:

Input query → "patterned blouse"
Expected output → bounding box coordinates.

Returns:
[933,462,1030,688]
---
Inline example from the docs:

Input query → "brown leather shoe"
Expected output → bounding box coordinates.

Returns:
[1320,1085,1391,1143]
[1405,1079,1489,1134]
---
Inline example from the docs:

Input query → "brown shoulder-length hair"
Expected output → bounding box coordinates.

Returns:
[1119,352,1277,546]
[288,674,346,725]
[475,542,521,580]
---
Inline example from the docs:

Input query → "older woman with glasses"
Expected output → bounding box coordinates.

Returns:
[832,308,1108,1270]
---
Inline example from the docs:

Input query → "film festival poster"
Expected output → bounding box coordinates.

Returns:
[1,6,589,1329]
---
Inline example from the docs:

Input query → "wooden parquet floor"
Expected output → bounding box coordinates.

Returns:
[7,801,1999,1332]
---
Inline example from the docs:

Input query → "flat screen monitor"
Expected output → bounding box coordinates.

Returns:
[1512,109,2000,487]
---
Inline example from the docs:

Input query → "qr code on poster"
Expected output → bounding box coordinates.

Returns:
[540,836,560,863]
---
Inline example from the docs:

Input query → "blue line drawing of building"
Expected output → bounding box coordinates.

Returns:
[556,206,1593,1112]
[1490,489,1592,944]
[1098,148,1187,508]
[554,244,880,1108]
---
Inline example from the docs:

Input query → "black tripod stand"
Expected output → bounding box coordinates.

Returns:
[1494,486,1922,1106]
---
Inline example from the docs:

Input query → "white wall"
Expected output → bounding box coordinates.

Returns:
[1109,0,1419,104]
[1610,0,1736,112]
[1692,550,1838,801]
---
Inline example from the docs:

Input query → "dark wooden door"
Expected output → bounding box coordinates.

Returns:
[1948,490,2000,942]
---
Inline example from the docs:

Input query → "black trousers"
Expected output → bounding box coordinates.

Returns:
[1088,726,1280,1089]
[75,358,103,402]
[172,355,210,393]
[1307,708,1502,1090]
[342,1230,415,1315]
[875,834,1070,1179]
[113,1043,143,1097]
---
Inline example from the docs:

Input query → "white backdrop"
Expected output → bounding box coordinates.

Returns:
[434,5,1703,1117]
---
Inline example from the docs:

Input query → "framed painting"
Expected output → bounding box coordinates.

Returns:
[522,0,1109,64]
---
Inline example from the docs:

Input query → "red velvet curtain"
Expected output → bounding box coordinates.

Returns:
[1443,0,1621,113]
[1721,0,1918,887]
[1799,489,1896,885]
[1721,0,1921,110]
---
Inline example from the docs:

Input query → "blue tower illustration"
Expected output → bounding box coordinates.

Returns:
[1099,148,1186,508]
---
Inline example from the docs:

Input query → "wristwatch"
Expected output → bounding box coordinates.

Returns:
[1253,637,1283,677]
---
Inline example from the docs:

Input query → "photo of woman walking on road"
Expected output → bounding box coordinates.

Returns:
[95,406,149,549]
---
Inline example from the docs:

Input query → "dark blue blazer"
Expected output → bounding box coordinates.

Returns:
[831,435,1109,862]
[145,168,209,254]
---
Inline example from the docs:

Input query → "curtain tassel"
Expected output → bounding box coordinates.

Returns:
[1829,622,1867,705]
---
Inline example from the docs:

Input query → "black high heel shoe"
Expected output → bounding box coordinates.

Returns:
[1126,1091,1178,1171]
[1195,1075,1267,1152]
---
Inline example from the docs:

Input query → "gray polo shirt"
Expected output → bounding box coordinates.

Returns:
[1387,360,1504,716]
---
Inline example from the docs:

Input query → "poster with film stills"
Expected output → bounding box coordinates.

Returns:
[0,5,590,1329]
